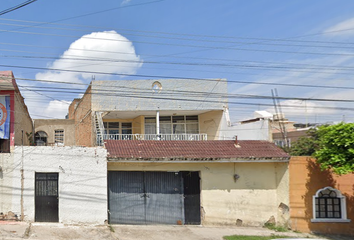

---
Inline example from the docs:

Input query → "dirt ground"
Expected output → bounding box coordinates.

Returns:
[0,222,352,240]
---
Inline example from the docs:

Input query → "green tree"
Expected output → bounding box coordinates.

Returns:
[288,128,318,156]
[314,122,354,175]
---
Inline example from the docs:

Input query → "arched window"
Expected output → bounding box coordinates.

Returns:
[311,187,350,223]
[35,131,48,146]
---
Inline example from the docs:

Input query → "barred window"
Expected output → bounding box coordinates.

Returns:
[54,129,64,146]
[311,187,350,223]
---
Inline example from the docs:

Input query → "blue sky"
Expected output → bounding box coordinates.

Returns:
[1,0,354,124]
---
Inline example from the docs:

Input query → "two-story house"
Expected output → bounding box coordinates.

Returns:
[60,78,290,226]
[67,78,230,146]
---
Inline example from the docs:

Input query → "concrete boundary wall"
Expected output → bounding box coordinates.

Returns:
[290,156,354,236]
[2,146,107,224]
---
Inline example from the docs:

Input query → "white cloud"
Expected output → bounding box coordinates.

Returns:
[122,0,132,5]
[228,55,354,123]
[28,31,143,119]
[35,31,143,84]
[43,100,71,119]
[265,100,336,116]
[323,17,354,36]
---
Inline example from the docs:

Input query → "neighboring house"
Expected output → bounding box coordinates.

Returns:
[105,139,290,226]
[0,72,106,224]
[33,119,75,146]
[0,71,33,218]
[2,146,107,224]
[290,157,353,236]
[223,111,273,141]
[0,71,33,151]
[273,128,309,148]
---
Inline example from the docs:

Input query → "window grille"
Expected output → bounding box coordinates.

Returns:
[54,129,64,146]
[311,186,350,223]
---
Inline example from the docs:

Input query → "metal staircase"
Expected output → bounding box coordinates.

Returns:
[95,111,105,146]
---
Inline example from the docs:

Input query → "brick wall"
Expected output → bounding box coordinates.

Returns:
[72,86,93,147]
[14,91,33,146]
[68,98,81,120]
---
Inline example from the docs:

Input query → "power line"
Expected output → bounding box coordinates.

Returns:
[3,43,354,74]
[4,54,354,76]
[1,21,354,50]
[3,64,354,93]
[2,28,354,57]
[0,16,353,46]
[11,82,354,103]
[0,1,37,16]
[11,72,354,92]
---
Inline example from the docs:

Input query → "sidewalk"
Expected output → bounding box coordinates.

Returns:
[0,221,114,240]
[111,224,311,240]
[0,221,351,240]
[0,221,29,240]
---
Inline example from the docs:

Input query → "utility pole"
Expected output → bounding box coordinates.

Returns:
[20,130,24,221]
[271,89,289,149]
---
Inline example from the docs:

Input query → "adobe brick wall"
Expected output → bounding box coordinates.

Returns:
[14,91,33,146]
[72,86,93,147]
[289,156,354,236]
[68,98,81,120]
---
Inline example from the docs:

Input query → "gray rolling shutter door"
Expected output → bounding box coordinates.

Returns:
[145,172,184,224]
[108,171,145,224]
[108,171,184,225]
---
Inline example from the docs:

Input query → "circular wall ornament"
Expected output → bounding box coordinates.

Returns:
[152,81,162,93]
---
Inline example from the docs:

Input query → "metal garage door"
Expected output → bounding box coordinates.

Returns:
[108,171,184,225]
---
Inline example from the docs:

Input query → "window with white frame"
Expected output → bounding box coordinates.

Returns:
[311,186,351,223]
[103,122,132,135]
[54,129,64,146]
[144,115,199,135]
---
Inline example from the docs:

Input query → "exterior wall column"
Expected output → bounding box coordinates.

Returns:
[156,110,160,135]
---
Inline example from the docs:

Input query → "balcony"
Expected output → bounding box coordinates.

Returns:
[97,133,207,146]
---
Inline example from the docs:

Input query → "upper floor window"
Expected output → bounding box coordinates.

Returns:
[311,187,350,223]
[274,139,291,148]
[145,115,199,135]
[103,122,132,135]
[54,129,64,146]
[35,131,48,146]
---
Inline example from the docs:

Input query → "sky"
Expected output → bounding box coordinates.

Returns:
[1,0,354,124]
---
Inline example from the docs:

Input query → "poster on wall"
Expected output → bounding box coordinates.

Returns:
[0,95,10,139]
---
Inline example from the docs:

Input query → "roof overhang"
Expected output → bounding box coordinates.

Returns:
[102,109,220,119]
[107,157,290,163]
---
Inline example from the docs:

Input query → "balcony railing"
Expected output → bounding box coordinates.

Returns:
[97,133,207,145]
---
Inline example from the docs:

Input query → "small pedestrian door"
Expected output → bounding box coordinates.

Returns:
[35,173,59,222]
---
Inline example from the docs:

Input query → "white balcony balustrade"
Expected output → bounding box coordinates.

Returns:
[97,133,207,145]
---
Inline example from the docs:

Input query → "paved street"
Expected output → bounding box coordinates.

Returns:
[0,221,352,240]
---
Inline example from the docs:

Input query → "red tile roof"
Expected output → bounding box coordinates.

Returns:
[105,140,289,161]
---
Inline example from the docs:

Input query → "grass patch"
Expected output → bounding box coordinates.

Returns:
[223,236,292,240]
[108,225,115,233]
[263,223,288,232]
